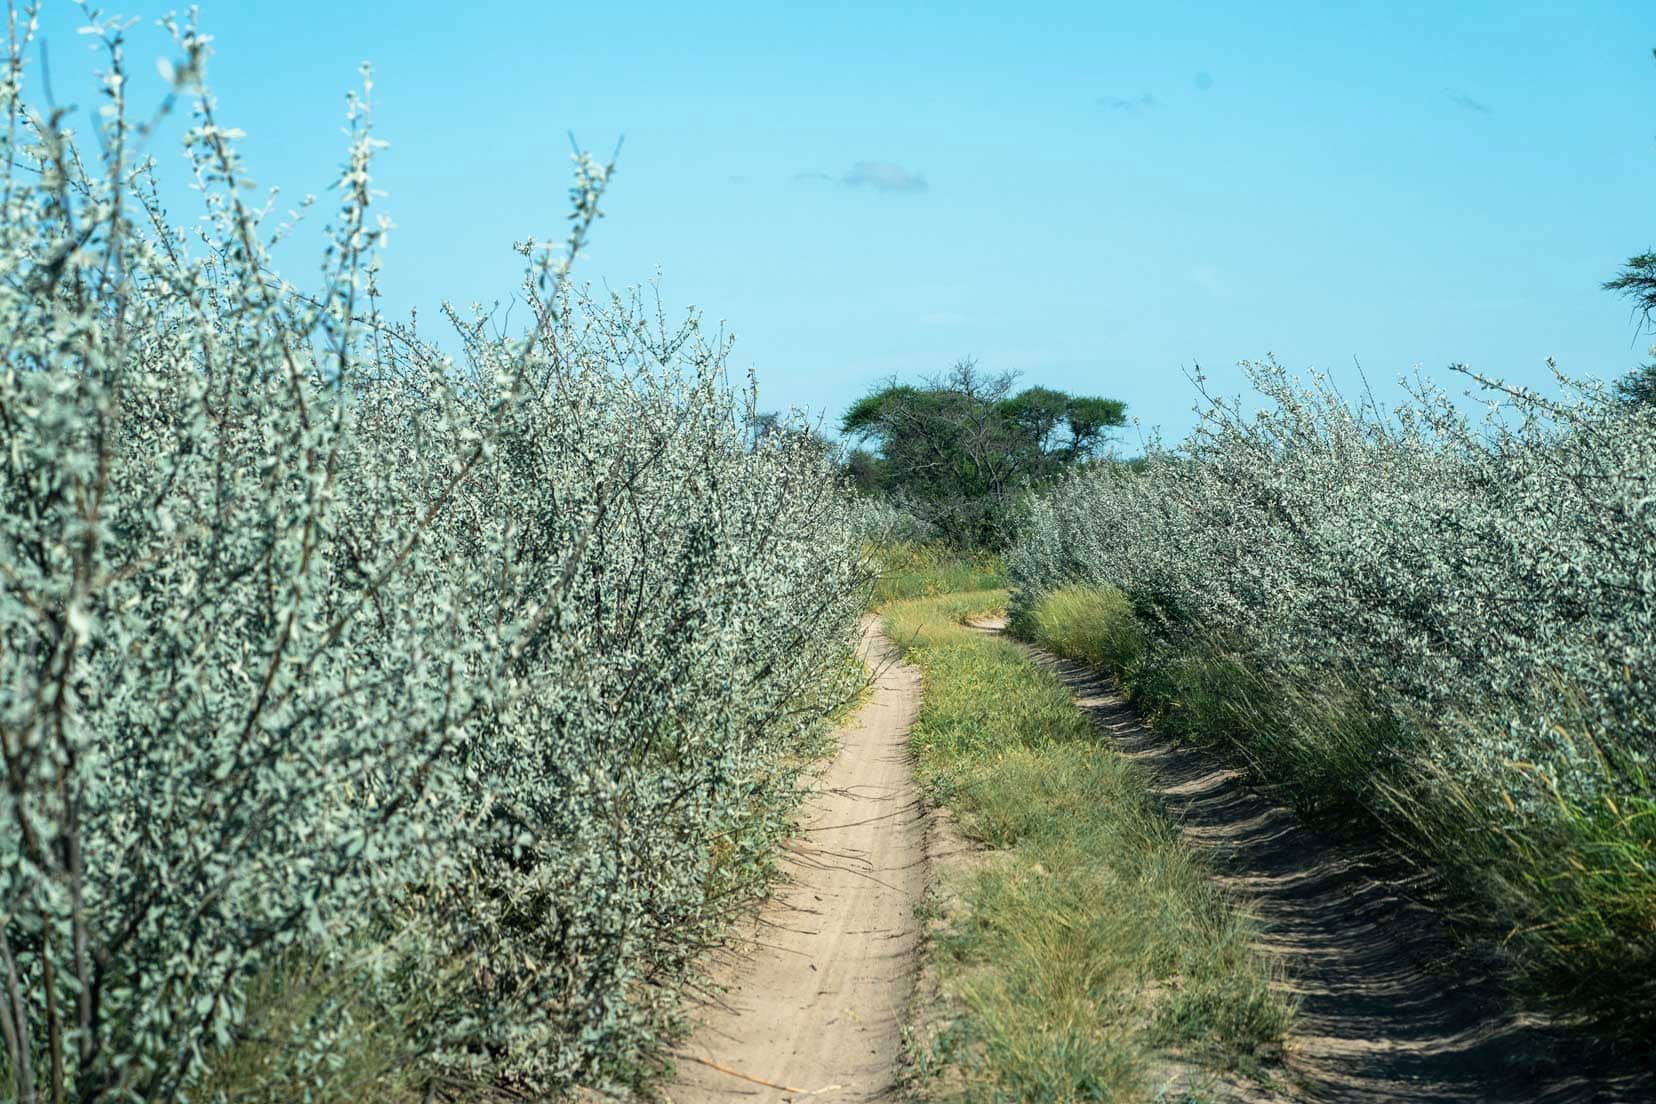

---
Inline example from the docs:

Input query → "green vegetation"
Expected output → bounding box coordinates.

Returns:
[1012,585,1144,676]
[1012,360,1656,1037]
[884,592,1290,1102]
[1025,584,1656,1032]
[841,360,1125,546]
[1018,587,1416,826]
[11,7,1649,1100]
[870,542,1008,604]
[1603,246,1656,402]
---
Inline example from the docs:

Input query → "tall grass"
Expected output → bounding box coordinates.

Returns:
[886,594,1289,1102]
[1011,359,1656,1036]
[869,542,1007,605]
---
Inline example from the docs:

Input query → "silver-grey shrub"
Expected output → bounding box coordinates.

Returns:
[1012,357,1656,1018]
[0,13,864,1101]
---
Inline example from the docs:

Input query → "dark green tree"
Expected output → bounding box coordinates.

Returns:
[1604,250,1656,404]
[841,359,1125,545]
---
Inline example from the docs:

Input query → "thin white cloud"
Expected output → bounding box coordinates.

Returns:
[841,161,929,193]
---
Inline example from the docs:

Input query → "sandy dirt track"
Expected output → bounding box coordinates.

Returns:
[667,618,925,1103]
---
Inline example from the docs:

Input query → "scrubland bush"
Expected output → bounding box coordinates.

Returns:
[1012,358,1656,1030]
[0,13,863,1102]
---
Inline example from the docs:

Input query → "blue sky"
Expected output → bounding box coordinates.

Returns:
[30,0,1656,442]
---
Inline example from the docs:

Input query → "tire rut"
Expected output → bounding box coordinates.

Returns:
[667,618,925,1102]
[998,625,1650,1104]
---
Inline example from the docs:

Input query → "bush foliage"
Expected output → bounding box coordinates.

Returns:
[1011,358,1656,1029]
[0,15,864,1102]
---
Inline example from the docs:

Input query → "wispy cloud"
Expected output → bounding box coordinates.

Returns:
[841,161,929,193]
[1446,90,1492,114]
[1099,92,1159,112]
[790,170,835,184]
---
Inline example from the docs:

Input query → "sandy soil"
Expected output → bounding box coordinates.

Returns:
[666,618,926,1103]
[1005,627,1653,1104]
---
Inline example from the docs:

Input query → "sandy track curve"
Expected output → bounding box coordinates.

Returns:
[668,618,924,1103]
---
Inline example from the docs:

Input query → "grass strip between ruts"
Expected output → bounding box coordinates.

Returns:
[884,589,1290,1103]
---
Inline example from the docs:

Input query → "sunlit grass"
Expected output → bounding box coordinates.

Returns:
[886,592,1289,1102]
[1011,584,1144,673]
[869,542,1006,605]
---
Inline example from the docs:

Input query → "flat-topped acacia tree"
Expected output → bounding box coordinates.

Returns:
[841,359,1125,546]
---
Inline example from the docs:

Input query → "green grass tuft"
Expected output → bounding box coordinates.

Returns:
[1012,585,1144,673]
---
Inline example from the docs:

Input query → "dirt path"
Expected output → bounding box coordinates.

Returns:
[667,618,925,1103]
[1001,627,1650,1104]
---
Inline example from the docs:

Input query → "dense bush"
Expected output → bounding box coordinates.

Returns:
[1011,358,1656,1029]
[0,16,864,1102]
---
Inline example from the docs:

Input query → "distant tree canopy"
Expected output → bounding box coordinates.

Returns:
[1606,249,1656,405]
[841,359,1125,545]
